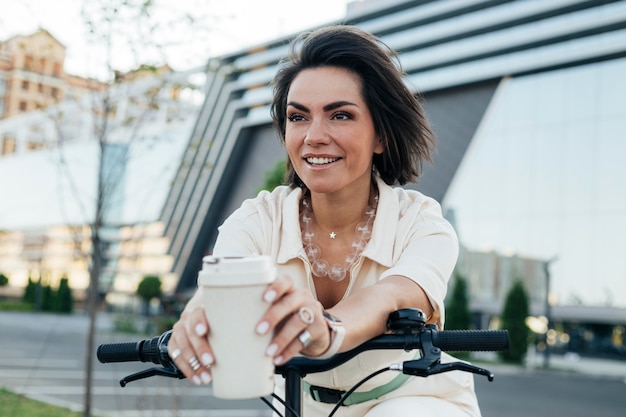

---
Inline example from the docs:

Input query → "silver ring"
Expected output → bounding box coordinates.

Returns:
[170,349,181,361]
[298,330,313,348]
[298,306,315,325]
[188,356,201,372]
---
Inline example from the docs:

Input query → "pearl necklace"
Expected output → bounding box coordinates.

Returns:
[300,194,378,282]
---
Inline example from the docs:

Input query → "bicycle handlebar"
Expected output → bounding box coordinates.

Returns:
[97,322,509,385]
[274,329,509,375]
[97,308,509,417]
[97,330,172,366]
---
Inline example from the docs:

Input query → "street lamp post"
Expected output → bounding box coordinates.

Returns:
[543,256,558,369]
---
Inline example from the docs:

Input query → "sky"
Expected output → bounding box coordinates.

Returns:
[0,0,352,79]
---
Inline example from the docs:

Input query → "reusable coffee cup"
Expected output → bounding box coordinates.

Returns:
[197,255,276,399]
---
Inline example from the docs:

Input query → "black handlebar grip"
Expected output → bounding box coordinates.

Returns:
[97,342,143,363]
[140,335,163,365]
[433,330,509,352]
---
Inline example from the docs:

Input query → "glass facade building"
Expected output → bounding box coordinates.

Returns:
[445,58,626,307]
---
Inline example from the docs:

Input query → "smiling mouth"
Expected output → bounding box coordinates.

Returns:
[306,157,340,165]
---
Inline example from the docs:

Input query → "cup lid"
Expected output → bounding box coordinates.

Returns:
[197,255,276,286]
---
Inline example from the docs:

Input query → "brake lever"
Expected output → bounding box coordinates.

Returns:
[428,361,495,381]
[120,367,185,387]
[393,327,495,381]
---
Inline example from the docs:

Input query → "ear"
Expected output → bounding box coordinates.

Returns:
[373,136,384,154]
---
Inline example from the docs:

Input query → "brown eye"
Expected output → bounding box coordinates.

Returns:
[332,111,351,120]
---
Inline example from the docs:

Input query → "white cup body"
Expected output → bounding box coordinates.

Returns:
[198,255,276,399]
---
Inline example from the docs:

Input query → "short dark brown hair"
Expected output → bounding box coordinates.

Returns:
[270,25,435,186]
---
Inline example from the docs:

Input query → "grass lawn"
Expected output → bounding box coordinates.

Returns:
[0,388,94,417]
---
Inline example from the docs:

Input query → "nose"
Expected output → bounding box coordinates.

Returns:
[304,119,331,146]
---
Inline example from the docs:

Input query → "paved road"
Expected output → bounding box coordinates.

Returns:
[0,311,269,417]
[475,367,625,417]
[1,311,625,417]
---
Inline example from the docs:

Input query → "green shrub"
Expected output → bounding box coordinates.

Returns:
[22,277,36,304]
[0,273,8,287]
[256,159,286,193]
[54,277,74,313]
[137,275,162,302]
[445,272,472,330]
[136,275,162,315]
[41,284,55,312]
[114,315,139,334]
[19,276,74,314]
[499,280,530,363]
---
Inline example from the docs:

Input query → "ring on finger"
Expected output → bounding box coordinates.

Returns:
[170,349,181,361]
[188,356,201,372]
[298,330,313,348]
[298,306,315,325]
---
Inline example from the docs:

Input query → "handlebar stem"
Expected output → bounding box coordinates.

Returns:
[283,366,304,417]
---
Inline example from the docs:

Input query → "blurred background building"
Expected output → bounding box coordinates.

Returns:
[0,27,206,304]
[0,0,624,358]
[0,29,104,123]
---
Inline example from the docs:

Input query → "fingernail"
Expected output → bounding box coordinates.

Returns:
[266,343,278,357]
[201,372,212,385]
[274,356,283,365]
[170,348,181,360]
[256,321,270,335]
[201,352,214,366]
[192,375,202,385]
[264,290,277,303]
[195,323,207,336]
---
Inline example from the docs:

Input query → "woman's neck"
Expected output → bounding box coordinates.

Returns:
[306,183,376,235]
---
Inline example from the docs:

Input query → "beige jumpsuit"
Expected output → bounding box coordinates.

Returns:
[213,177,481,417]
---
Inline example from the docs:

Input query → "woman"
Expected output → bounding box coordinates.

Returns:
[168,25,481,416]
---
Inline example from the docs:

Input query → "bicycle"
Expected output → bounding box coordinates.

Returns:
[97,308,509,417]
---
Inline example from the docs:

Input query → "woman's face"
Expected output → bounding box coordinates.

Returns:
[285,66,383,196]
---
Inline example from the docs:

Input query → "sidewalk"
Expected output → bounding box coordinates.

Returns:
[473,350,626,380]
[525,350,626,379]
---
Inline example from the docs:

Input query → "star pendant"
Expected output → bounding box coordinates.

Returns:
[329,232,337,239]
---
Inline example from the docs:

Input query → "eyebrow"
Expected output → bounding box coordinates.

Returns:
[287,100,358,112]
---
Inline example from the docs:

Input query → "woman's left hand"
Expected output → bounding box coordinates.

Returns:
[255,275,331,365]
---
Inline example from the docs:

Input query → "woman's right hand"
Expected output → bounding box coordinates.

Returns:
[167,293,215,385]
[167,274,332,385]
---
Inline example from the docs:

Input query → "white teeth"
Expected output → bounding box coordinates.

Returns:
[306,157,339,165]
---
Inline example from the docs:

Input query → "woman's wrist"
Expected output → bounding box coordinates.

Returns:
[314,311,345,359]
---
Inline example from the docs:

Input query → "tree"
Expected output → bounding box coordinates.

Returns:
[22,277,36,304]
[41,283,55,312]
[257,159,287,193]
[0,273,8,287]
[12,2,213,414]
[445,272,472,330]
[55,277,74,314]
[136,275,162,315]
[60,4,214,416]
[499,280,530,363]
